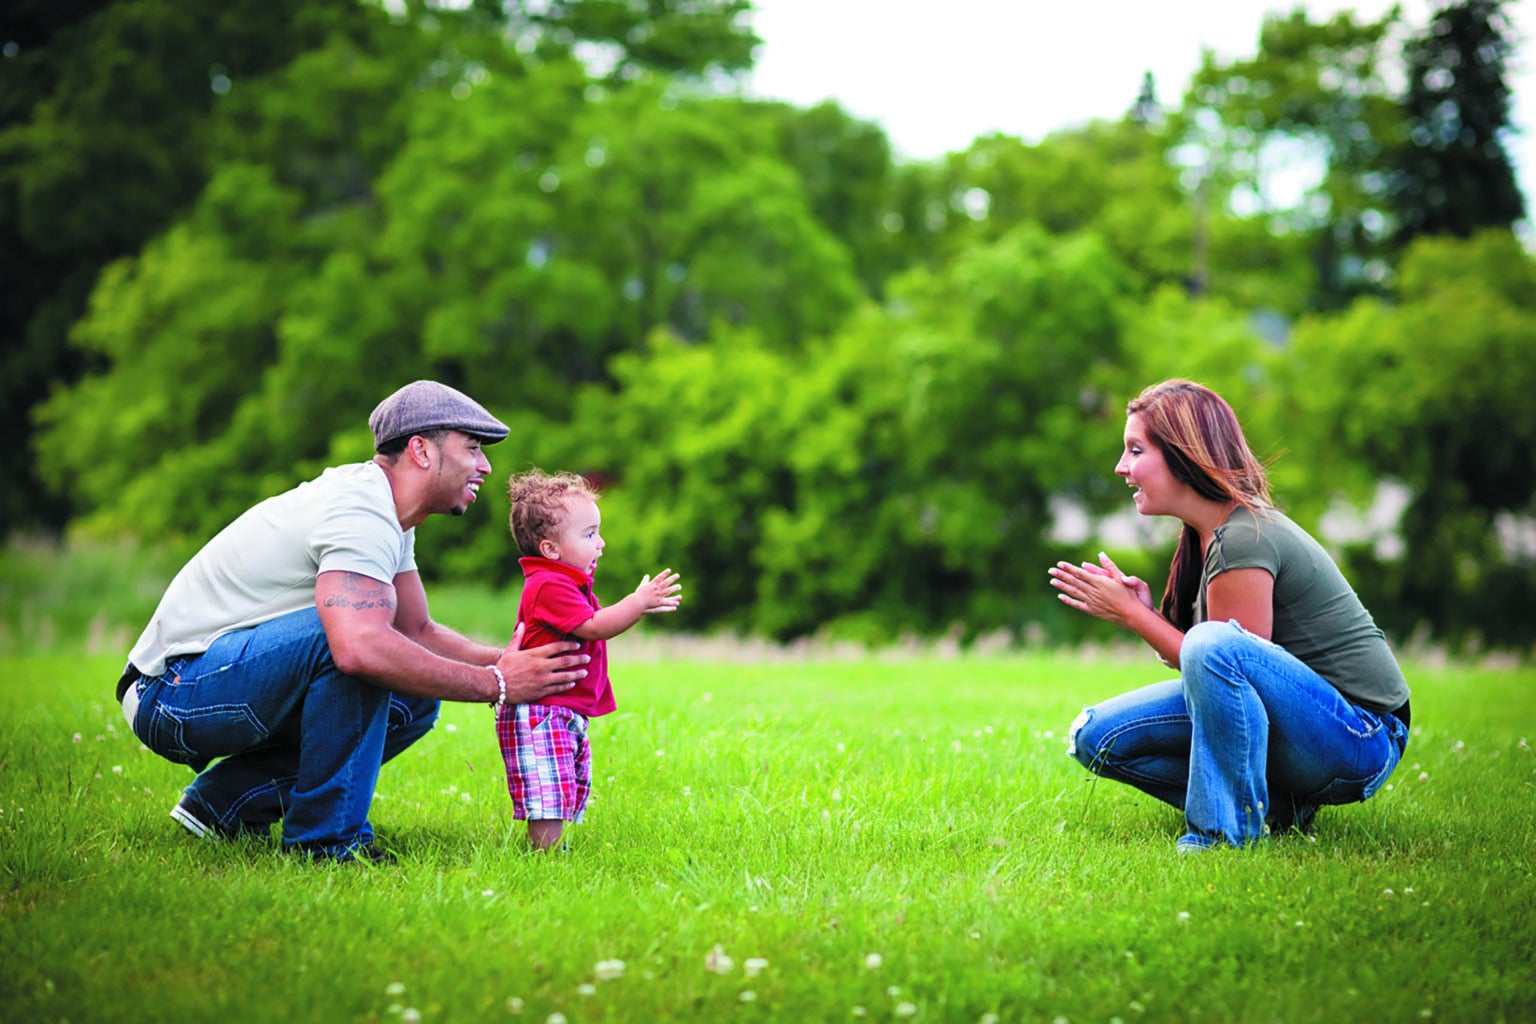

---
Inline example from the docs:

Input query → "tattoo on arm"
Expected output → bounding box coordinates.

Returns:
[322,573,397,612]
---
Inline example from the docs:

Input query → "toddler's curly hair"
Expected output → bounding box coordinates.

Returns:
[507,469,601,556]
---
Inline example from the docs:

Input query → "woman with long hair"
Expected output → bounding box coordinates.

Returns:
[1049,379,1411,851]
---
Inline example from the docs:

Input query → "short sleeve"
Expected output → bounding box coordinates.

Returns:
[526,575,596,637]
[309,479,411,583]
[1210,512,1281,577]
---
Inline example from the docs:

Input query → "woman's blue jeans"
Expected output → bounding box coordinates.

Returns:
[1067,620,1409,849]
[128,606,438,856]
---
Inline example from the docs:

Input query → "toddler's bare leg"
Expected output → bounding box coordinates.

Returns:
[528,819,565,851]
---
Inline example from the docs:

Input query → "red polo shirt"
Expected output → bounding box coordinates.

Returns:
[515,556,615,717]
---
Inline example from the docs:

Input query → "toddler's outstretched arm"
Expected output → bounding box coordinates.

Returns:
[570,569,683,641]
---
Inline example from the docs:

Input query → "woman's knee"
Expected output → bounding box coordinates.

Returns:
[1067,704,1106,771]
[1182,619,1242,666]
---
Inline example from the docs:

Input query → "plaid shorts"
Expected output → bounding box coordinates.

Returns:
[495,703,591,822]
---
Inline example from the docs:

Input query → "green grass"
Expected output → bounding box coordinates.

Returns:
[2,647,1533,1024]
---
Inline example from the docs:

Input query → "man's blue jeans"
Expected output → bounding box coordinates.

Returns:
[127,607,438,856]
[1067,620,1409,849]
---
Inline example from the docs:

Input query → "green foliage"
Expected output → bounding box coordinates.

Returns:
[893,123,1195,297]
[502,226,1146,642]
[511,0,759,81]
[11,0,1536,651]
[1393,0,1525,243]
[755,100,905,295]
[1180,6,1405,306]
[1277,231,1536,646]
[0,0,385,536]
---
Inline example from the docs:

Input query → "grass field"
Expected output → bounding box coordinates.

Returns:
[2,642,1533,1024]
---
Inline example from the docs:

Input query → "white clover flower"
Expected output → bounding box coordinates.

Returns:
[577,984,596,997]
[981,1014,1000,1024]
[705,945,734,975]
[895,1003,917,1018]
[112,765,123,775]
[1419,772,1429,782]
[594,959,626,982]
[482,889,496,897]
[739,991,757,1003]
[743,957,769,978]
[402,1010,421,1024]
[1176,911,1190,924]
[851,1008,867,1018]
[546,1014,567,1024]
[506,996,524,1013]
[863,952,883,970]
[72,733,82,743]
[385,982,407,997]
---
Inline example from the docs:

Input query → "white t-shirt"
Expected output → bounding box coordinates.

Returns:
[129,462,416,677]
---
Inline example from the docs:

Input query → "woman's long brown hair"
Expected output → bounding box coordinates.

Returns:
[1127,380,1272,631]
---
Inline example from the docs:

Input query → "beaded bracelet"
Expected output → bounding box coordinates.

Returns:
[491,664,507,708]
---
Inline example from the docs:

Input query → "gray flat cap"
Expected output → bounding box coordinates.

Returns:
[369,380,510,450]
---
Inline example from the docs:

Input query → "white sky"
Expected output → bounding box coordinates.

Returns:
[743,0,1536,226]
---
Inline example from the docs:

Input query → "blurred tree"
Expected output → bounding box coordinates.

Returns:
[1278,230,1536,647]
[751,224,1138,640]
[750,100,905,296]
[1178,7,1404,309]
[430,224,1144,641]
[886,123,1196,300]
[547,85,861,352]
[5,0,762,541]
[0,0,380,536]
[1390,0,1524,244]
[37,53,861,547]
[494,0,757,81]
[29,16,525,539]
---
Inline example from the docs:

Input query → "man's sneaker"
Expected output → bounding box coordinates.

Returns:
[287,840,397,865]
[169,795,242,840]
[345,844,397,866]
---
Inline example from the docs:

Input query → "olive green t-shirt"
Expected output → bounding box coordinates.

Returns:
[1195,505,1409,713]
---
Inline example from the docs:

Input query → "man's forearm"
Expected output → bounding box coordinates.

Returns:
[335,628,499,702]
[412,619,503,666]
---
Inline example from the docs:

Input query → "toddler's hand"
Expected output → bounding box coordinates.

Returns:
[635,569,683,614]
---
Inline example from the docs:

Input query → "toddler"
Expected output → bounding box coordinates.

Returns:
[498,470,682,849]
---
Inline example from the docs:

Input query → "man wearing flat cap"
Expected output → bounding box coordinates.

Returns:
[116,380,588,863]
